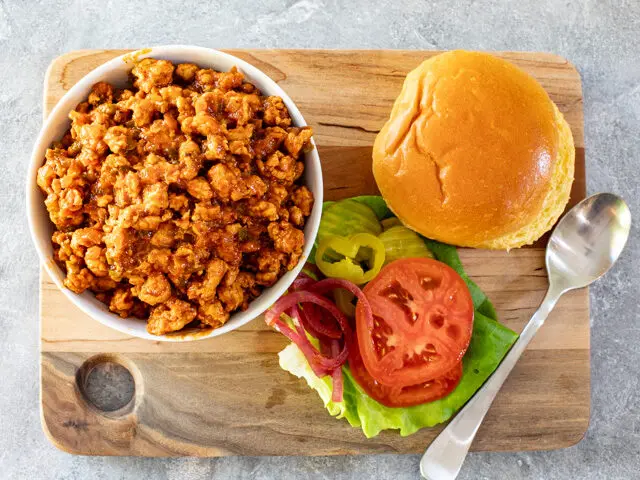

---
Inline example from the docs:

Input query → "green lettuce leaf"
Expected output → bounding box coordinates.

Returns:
[279,312,518,437]
[278,343,347,418]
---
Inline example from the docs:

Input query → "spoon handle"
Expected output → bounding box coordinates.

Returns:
[420,287,562,480]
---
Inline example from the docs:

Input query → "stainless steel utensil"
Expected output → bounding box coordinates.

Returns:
[420,193,631,480]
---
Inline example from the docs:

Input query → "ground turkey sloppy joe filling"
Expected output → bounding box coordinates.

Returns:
[37,57,314,335]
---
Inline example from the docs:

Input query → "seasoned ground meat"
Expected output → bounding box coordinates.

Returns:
[37,58,314,335]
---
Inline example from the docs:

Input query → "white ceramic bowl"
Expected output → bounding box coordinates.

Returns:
[27,45,323,341]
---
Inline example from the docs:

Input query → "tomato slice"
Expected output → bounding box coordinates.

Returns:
[348,341,462,407]
[355,257,473,387]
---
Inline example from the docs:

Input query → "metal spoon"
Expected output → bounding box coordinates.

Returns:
[420,193,631,480]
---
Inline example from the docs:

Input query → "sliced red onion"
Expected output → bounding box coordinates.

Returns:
[290,304,318,340]
[266,278,371,404]
[331,368,343,402]
[294,304,324,340]
[311,278,374,330]
[267,294,349,370]
[300,303,342,339]
[289,273,342,339]
[319,337,332,357]
[329,340,343,402]
[283,300,349,371]
[266,291,352,343]
[290,272,316,292]
[272,316,327,378]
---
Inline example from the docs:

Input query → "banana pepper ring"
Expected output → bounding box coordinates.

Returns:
[315,233,386,284]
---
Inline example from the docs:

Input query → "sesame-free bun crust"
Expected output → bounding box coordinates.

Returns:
[372,50,575,249]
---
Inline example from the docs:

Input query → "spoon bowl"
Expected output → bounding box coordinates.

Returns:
[547,193,631,291]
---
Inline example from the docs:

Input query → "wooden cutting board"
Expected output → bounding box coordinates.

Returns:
[40,49,588,456]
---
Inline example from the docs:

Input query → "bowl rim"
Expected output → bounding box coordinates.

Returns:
[27,45,323,342]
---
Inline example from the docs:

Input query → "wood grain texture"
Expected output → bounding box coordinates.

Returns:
[40,49,589,456]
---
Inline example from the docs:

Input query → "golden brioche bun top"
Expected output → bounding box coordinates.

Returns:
[373,50,573,249]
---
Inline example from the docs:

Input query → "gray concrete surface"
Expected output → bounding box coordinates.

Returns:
[1,0,638,478]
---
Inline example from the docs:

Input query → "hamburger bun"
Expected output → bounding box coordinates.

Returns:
[372,50,575,249]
